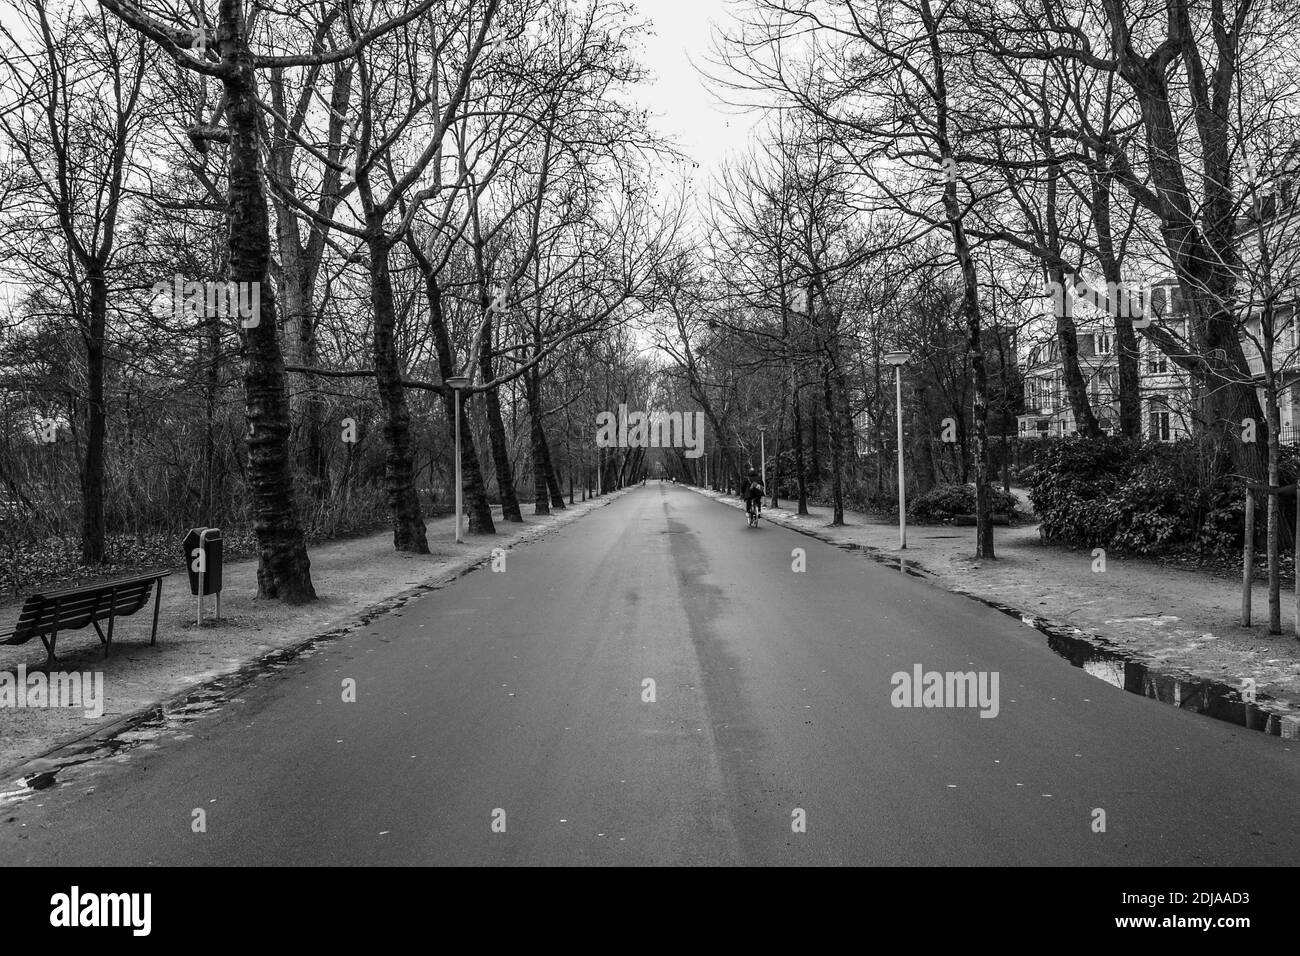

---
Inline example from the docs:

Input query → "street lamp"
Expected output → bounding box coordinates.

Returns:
[884,351,912,549]
[759,427,766,502]
[447,374,471,543]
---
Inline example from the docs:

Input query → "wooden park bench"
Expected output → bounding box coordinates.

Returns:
[0,570,170,668]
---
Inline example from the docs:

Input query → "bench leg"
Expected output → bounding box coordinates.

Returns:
[92,619,109,657]
[92,615,116,659]
[150,578,162,646]
[43,599,61,671]
[39,630,57,671]
[106,586,117,656]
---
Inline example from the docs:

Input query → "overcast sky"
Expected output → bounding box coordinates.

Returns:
[628,0,763,191]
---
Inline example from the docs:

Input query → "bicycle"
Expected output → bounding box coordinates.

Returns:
[745,492,762,527]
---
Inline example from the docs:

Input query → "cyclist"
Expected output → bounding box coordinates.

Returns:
[741,468,764,525]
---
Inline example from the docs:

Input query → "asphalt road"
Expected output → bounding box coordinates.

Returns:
[3,484,1297,865]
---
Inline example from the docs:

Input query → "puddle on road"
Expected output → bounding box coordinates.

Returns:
[873,556,930,579]
[24,771,56,790]
[828,536,1298,739]
[832,540,933,580]
[974,596,1299,739]
[0,668,258,809]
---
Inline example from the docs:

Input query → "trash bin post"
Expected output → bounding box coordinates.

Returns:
[184,527,224,626]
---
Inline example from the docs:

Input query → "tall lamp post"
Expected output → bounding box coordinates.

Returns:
[447,375,471,543]
[759,427,766,498]
[884,351,912,549]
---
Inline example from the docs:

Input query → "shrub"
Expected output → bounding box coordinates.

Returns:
[908,483,1019,524]
[1029,435,1249,557]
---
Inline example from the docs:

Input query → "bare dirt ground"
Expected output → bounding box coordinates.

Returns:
[697,486,1300,719]
[0,491,626,774]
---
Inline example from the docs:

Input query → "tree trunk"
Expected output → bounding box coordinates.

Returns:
[952,401,969,484]
[809,403,821,483]
[299,313,329,501]
[367,229,429,554]
[771,390,785,509]
[541,423,566,510]
[1267,383,1281,633]
[1091,168,1142,439]
[822,362,845,525]
[915,386,938,493]
[200,307,218,526]
[80,265,107,565]
[222,0,315,602]
[525,367,551,515]
[792,373,809,514]
[450,390,495,533]
[1049,264,1103,438]
[920,0,992,557]
[272,195,329,500]
[479,313,524,521]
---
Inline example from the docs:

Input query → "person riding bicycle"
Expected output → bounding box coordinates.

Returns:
[741,468,764,519]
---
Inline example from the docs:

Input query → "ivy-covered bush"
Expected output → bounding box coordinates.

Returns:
[1029,435,1257,557]
[908,483,1019,524]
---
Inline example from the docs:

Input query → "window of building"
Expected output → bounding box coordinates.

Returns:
[1281,307,1297,349]
[1152,287,1166,314]
[1150,285,1185,318]
[1150,411,1171,441]
[1096,333,1112,354]
[1147,352,1168,374]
